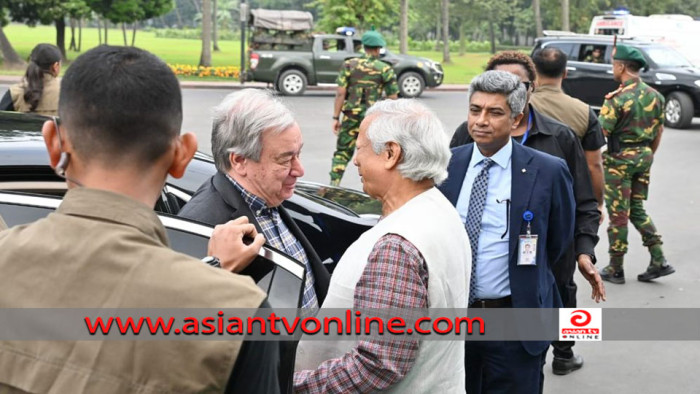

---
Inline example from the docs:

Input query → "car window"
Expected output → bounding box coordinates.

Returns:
[321,38,346,52]
[0,201,56,227]
[353,39,362,53]
[575,44,609,64]
[544,42,575,58]
[0,193,305,309]
[644,46,692,68]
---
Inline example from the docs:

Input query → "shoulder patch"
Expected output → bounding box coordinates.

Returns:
[605,86,623,100]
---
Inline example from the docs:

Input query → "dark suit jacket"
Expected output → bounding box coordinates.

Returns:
[178,172,331,304]
[439,142,575,356]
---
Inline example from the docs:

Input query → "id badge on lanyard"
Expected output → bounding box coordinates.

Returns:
[517,210,538,266]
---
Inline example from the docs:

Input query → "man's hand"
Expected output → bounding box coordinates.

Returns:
[577,254,606,303]
[208,217,265,273]
[332,119,341,136]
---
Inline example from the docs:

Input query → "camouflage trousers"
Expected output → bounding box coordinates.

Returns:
[330,114,362,186]
[604,148,664,266]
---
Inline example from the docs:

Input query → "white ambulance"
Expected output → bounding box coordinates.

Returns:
[589,11,700,66]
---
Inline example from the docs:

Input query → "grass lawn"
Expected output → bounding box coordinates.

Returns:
[2,23,491,84]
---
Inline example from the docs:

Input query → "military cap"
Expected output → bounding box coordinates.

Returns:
[362,30,386,48]
[614,45,647,68]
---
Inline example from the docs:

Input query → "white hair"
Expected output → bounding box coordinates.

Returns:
[211,89,296,173]
[364,99,451,185]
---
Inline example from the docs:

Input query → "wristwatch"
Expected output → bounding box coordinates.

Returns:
[332,115,340,120]
[201,255,221,268]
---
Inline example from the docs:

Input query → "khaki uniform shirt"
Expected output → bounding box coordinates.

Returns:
[531,85,589,140]
[0,188,266,393]
[9,74,60,116]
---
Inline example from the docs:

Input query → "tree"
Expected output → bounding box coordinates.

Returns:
[561,0,569,31]
[199,0,212,67]
[0,25,25,67]
[213,0,219,51]
[399,0,408,53]
[138,0,173,44]
[309,0,399,32]
[65,0,90,51]
[86,0,172,46]
[5,0,81,59]
[441,0,450,63]
[533,0,543,37]
[0,3,25,67]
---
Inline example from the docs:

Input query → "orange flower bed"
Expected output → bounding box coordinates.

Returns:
[169,64,240,79]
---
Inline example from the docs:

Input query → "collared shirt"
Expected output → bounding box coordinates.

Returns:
[293,234,428,393]
[451,105,600,260]
[456,139,512,299]
[227,176,318,311]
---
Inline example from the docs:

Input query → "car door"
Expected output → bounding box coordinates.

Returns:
[0,192,305,310]
[561,43,618,109]
[313,36,353,84]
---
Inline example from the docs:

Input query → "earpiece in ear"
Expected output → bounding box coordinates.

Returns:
[55,152,70,177]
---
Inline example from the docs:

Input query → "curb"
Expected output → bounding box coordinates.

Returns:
[0,75,469,92]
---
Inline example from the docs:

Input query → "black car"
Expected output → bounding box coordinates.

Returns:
[533,34,700,129]
[0,111,380,269]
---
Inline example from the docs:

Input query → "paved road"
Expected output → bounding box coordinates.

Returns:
[182,88,700,394]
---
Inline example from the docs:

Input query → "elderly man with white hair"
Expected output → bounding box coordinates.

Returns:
[179,89,331,393]
[294,99,471,393]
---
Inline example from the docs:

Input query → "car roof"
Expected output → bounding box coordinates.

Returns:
[536,34,662,48]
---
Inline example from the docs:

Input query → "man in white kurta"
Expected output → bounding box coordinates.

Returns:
[294,99,471,393]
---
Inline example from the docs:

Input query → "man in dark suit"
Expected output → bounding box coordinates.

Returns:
[438,70,575,393]
[452,51,605,377]
[179,88,330,306]
[178,89,331,393]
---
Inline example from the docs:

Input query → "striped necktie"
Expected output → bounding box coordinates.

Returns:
[465,158,494,305]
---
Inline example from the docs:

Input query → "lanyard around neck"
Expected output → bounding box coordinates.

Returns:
[519,111,533,145]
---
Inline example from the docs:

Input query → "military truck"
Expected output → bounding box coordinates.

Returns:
[245,9,444,97]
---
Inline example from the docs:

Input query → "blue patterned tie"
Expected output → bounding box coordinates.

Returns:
[465,158,494,305]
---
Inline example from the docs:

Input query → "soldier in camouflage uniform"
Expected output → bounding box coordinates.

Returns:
[330,30,398,186]
[598,45,675,284]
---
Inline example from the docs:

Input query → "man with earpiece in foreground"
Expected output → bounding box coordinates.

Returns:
[0,46,279,393]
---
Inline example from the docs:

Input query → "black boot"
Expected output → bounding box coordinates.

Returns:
[638,261,675,282]
[600,265,625,284]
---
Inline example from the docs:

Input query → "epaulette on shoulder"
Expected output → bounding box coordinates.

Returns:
[605,86,623,100]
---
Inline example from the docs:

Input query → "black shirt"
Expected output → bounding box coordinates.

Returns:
[582,107,606,151]
[450,104,600,261]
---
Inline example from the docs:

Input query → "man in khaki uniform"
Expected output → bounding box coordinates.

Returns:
[531,47,606,211]
[0,46,279,393]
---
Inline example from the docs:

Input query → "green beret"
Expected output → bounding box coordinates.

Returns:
[614,45,647,68]
[361,30,386,48]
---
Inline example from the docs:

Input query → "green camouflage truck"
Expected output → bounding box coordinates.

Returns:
[245,10,444,97]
